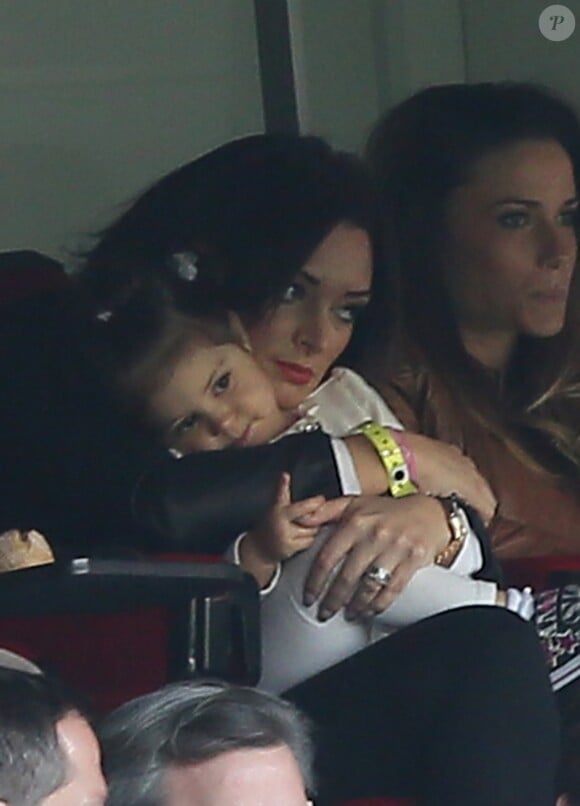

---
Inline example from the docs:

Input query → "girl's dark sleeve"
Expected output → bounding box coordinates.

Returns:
[133,431,342,554]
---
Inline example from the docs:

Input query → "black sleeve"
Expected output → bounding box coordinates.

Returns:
[466,504,503,586]
[133,431,342,554]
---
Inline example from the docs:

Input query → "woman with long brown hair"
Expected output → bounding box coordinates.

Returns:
[361,80,580,799]
[363,81,580,561]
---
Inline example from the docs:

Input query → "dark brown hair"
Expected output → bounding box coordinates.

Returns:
[78,133,377,327]
[365,81,580,479]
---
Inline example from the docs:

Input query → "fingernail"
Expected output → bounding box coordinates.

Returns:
[303,593,315,607]
[318,609,331,622]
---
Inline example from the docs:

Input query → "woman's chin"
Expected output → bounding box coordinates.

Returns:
[525,316,567,339]
[274,381,317,411]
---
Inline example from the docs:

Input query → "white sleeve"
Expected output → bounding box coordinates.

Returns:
[258,528,371,694]
[372,564,498,632]
[224,533,281,596]
[258,522,498,692]
[371,525,498,634]
[370,511,498,632]
[329,437,362,495]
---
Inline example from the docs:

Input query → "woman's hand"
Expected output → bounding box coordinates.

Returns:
[299,493,450,621]
[403,432,497,524]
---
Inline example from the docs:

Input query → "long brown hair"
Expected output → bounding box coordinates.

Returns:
[364,81,580,480]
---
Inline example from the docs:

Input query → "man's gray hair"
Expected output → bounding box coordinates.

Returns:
[0,668,85,806]
[100,680,315,806]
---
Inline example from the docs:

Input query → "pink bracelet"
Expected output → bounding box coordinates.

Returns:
[388,429,418,485]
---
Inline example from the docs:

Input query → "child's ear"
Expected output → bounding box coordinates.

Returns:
[227,311,252,352]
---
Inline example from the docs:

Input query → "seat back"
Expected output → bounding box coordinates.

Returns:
[0,250,68,305]
[0,560,260,712]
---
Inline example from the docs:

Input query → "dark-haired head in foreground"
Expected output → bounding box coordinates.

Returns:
[80,133,376,328]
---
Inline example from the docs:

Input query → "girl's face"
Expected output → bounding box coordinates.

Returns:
[246,223,373,411]
[148,336,279,453]
[443,138,578,368]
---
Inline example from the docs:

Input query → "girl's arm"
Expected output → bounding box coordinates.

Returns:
[134,431,343,553]
[134,427,494,554]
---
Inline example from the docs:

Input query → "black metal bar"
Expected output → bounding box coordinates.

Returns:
[254,0,300,133]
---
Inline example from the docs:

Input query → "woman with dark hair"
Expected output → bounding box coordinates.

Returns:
[363,81,580,561]
[79,133,495,614]
[65,133,559,805]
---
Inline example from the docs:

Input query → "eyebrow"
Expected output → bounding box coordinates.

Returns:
[298,269,372,298]
[491,196,579,208]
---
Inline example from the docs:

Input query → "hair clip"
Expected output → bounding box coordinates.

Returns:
[169,251,199,282]
[96,309,113,322]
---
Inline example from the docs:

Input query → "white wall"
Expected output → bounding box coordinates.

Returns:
[0,0,263,257]
[4,1,580,257]
[289,0,466,153]
[462,0,580,112]
[289,0,580,153]
[289,0,381,152]
[373,0,466,108]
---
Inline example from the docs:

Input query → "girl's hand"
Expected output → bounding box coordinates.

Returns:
[301,493,450,620]
[240,473,324,587]
[403,432,497,524]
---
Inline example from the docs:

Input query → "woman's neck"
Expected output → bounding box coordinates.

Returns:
[459,326,517,372]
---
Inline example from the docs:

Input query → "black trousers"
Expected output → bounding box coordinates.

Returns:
[286,607,560,806]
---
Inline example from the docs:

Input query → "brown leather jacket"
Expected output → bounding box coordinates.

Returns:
[371,365,580,559]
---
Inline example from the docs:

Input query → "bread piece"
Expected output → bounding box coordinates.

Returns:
[0,529,55,572]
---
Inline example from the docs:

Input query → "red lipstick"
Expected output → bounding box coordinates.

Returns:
[275,360,315,386]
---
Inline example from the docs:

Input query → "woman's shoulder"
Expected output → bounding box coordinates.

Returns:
[354,340,462,434]
[307,367,379,406]
[363,348,450,409]
[303,367,402,434]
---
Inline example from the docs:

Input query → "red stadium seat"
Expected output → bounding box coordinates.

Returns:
[0,249,68,303]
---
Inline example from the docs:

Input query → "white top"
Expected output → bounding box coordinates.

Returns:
[232,367,499,693]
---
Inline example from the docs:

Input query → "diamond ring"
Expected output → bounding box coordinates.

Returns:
[364,565,392,587]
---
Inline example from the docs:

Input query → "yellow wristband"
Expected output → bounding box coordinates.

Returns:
[357,421,418,498]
